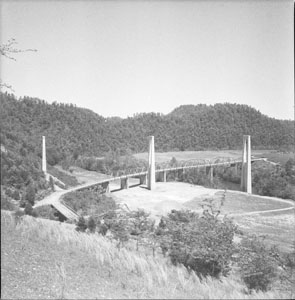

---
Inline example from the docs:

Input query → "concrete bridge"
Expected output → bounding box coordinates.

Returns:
[40,135,260,221]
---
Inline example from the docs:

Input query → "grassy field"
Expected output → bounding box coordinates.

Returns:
[253,151,294,165]
[133,149,280,164]
[234,209,295,253]
[1,210,292,299]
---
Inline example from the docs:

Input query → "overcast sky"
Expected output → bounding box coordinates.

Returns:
[1,0,294,120]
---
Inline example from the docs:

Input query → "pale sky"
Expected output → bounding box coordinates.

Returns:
[1,0,294,120]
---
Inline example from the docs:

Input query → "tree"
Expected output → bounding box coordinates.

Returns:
[24,202,33,216]
[25,184,35,206]
[161,205,237,279]
[0,38,37,91]
[285,158,295,177]
[128,209,153,251]
[237,235,280,292]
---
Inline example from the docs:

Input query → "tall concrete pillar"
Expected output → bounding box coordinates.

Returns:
[241,135,252,193]
[42,136,47,175]
[148,136,156,190]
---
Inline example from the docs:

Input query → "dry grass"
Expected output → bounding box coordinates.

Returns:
[1,210,292,299]
[234,209,295,253]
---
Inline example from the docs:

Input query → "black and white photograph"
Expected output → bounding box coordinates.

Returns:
[1,0,295,299]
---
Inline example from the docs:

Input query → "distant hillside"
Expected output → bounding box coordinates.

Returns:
[0,92,294,195]
[1,92,294,157]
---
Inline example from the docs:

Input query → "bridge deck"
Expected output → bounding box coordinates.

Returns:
[35,157,266,221]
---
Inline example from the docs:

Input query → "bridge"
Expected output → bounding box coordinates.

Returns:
[38,135,261,221]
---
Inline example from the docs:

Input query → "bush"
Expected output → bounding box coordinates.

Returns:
[237,235,280,292]
[162,205,237,279]
[24,202,34,216]
[87,216,96,233]
[1,192,16,211]
[12,190,20,200]
[13,209,25,224]
[24,184,35,206]
[76,216,87,232]
[98,222,108,236]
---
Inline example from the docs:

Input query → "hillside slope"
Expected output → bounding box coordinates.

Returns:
[1,211,290,299]
[1,92,294,198]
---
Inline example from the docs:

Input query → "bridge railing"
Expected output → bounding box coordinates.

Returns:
[107,157,243,178]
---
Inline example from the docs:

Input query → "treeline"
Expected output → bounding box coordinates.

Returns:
[1,93,294,158]
[1,92,294,196]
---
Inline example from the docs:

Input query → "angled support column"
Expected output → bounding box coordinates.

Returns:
[42,136,47,176]
[148,136,155,190]
[241,135,252,193]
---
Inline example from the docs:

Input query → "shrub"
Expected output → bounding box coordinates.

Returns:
[87,216,96,233]
[281,242,295,296]
[237,235,280,292]
[76,216,87,232]
[162,205,237,279]
[13,209,25,224]
[1,193,16,211]
[12,190,20,200]
[24,202,34,216]
[97,221,108,236]
[24,184,35,206]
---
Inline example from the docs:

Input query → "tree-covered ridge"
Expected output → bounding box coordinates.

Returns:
[0,91,294,206]
[1,93,293,161]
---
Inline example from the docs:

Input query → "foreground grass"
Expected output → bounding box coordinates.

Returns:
[1,210,291,299]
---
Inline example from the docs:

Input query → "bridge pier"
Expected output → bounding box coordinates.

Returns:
[206,166,214,183]
[177,169,184,181]
[233,163,238,176]
[148,136,156,190]
[42,136,47,176]
[158,170,167,182]
[241,135,252,194]
[102,181,110,194]
[139,174,147,185]
[121,178,129,189]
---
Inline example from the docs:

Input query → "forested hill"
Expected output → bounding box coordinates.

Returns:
[1,92,294,164]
